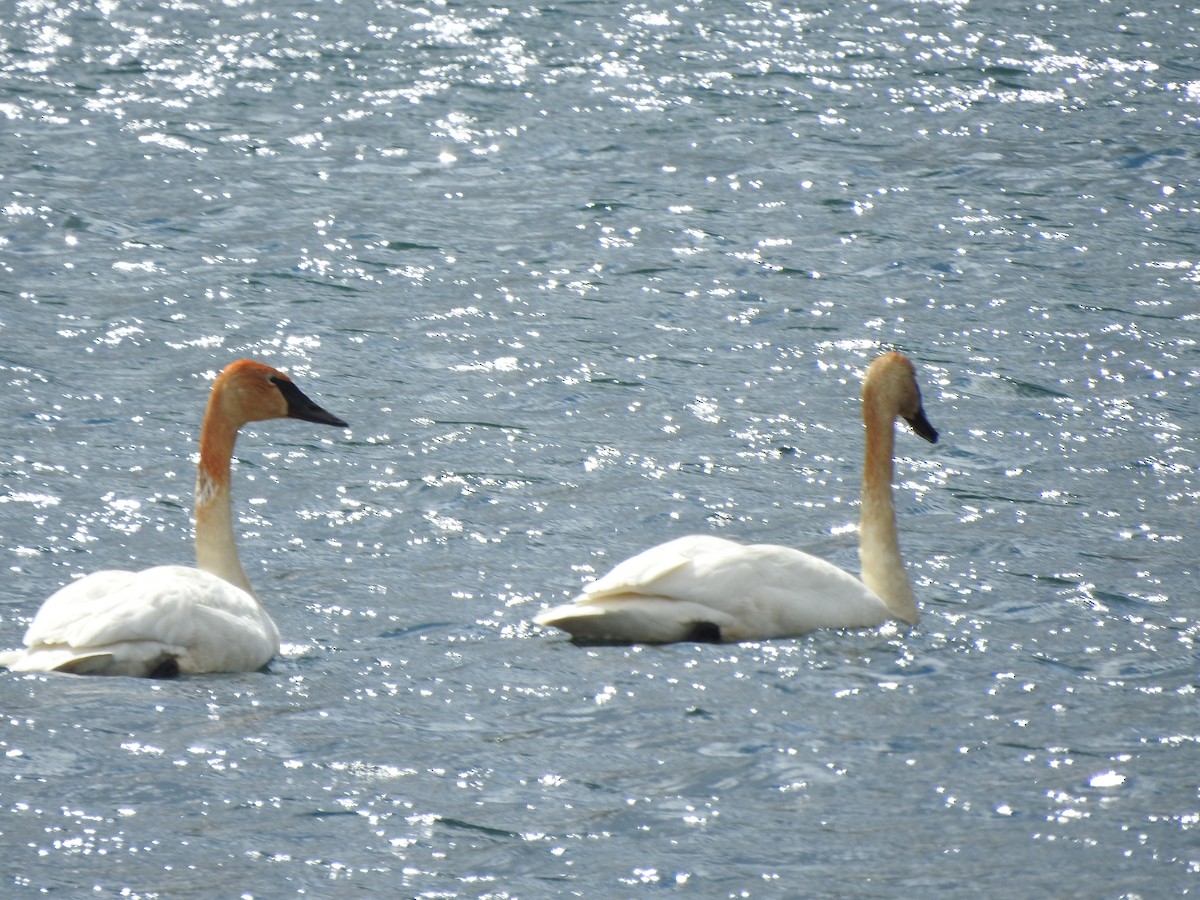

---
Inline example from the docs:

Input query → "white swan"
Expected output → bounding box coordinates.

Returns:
[535,352,939,643]
[0,360,348,677]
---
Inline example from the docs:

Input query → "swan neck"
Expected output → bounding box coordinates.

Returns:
[858,404,919,624]
[194,400,257,599]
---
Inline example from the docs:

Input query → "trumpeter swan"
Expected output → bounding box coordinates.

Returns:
[535,352,938,643]
[0,360,348,676]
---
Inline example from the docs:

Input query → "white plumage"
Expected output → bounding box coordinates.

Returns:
[2,567,280,676]
[541,535,900,643]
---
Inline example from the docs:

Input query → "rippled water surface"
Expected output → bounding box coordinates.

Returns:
[2,0,1198,895]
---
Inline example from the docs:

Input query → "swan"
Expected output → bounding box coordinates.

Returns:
[0,360,348,677]
[534,352,939,643]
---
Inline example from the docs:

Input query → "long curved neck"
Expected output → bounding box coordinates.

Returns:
[194,404,258,599]
[858,401,919,624]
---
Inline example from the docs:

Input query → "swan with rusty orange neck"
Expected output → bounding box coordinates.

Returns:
[0,360,348,676]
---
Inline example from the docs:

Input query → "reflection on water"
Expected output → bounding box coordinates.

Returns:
[2,0,1199,894]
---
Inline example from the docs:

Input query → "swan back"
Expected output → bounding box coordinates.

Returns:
[6,566,281,676]
[536,535,898,643]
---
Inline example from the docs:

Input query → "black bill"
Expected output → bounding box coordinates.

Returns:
[273,376,349,428]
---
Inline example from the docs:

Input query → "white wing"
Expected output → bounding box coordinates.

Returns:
[537,535,891,643]
[4,565,280,676]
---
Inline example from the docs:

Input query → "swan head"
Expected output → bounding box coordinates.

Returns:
[210,360,349,430]
[864,352,938,444]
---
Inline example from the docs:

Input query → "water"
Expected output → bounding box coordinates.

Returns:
[2,0,1197,895]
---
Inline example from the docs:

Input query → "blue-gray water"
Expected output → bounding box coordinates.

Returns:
[2,0,1197,895]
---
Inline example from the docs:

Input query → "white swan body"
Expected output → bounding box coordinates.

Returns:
[540,535,906,643]
[1,567,280,676]
[0,360,347,677]
[535,352,938,644]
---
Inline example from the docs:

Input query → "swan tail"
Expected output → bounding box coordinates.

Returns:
[536,596,737,644]
[52,653,120,675]
[1,645,183,677]
[0,646,112,674]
